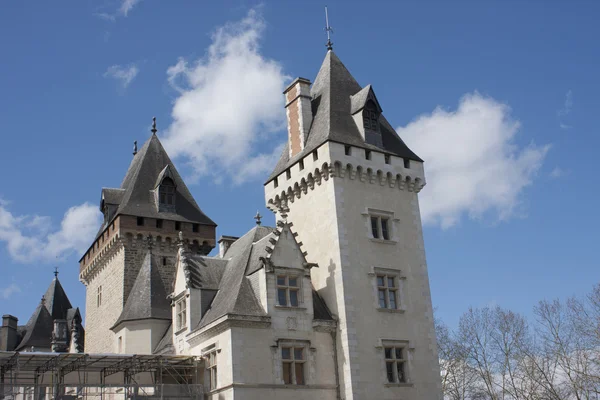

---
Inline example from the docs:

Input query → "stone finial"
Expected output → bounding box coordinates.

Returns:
[151,117,157,135]
[54,267,59,278]
[146,234,154,251]
[133,140,138,156]
[254,211,262,226]
[178,231,184,242]
[41,296,45,305]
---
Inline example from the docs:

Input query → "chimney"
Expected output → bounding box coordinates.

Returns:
[0,315,19,351]
[218,236,239,258]
[51,319,69,353]
[284,78,313,158]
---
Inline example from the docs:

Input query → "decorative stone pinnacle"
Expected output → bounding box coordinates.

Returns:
[146,234,154,251]
[41,296,45,305]
[151,117,157,135]
[254,211,262,226]
[178,231,184,242]
[133,140,138,156]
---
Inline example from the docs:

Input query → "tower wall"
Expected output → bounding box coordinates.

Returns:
[84,244,125,353]
[265,142,442,400]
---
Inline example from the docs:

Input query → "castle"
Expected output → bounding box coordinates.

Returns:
[77,48,442,399]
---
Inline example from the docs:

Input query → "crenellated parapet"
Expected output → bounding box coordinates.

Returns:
[265,141,426,214]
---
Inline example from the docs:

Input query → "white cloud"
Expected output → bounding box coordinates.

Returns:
[0,284,21,300]
[0,201,102,263]
[162,9,289,184]
[550,167,567,179]
[398,92,550,229]
[103,64,139,89]
[558,90,573,117]
[119,0,143,16]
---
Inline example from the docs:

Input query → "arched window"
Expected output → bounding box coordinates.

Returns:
[363,101,379,131]
[159,177,175,206]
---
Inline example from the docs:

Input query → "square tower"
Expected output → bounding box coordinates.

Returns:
[265,51,442,400]
[79,121,216,353]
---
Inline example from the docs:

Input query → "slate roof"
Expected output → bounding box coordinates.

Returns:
[112,250,172,329]
[196,226,274,329]
[11,276,85,352]
[153,323,174,355]
[184,256,227,290]
[267,50,422,182]
[15,301,54,351]
[43,277,73,320]
[191,224,335,330]
[89,133,216,248]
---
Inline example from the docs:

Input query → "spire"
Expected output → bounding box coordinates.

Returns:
[324,6,334,51]
[151,117,157,135]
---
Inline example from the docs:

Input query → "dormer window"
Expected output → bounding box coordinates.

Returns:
[159,177,176,206]
[363,101,379,131]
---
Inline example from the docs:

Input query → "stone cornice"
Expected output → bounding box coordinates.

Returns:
[266,159,425,213]
[79,236,124,284]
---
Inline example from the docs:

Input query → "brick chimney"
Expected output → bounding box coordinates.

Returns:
[284,78,313,158]
[0,315,19,351]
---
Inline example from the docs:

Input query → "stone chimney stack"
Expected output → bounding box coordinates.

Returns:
[218,236,239,258]
[284,77,313,158]
[0,315,19,351]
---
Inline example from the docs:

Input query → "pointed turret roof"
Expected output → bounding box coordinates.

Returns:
[112,249,172,330]
[43,275,73,320]
[90,131,216,248]
[267,50,422,182]
[15,299,54,351]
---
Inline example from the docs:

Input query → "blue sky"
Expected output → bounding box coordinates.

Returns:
[0,0,597,330]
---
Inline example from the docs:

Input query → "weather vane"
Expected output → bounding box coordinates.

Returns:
[325,6,333,51]
[254,211,262,226]
[151,117,157,135]
[54,266,59,278]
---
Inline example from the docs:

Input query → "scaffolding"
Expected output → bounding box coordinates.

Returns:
[0,352,203,400]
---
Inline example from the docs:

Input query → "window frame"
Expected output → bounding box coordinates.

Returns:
[97,286,102,307]
[276,274,301,308]
[377,340,412,386]
[159,177,176,206]
[369,267,405,313]
[277,341,309,385]
[206,350,218,391]
[175,298,187,331]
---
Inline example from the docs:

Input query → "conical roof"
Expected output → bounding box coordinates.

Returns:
[112,250,172,329]
[43,276,73,320]
[15,300,54,351]
[267,50,422,182]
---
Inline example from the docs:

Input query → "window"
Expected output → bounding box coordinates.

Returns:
[159,177,176,206]
[377,275,398,309]
[137,217,144,226]
[162,257,167,266]
[385,154,391,164]
[370,216,391,240]
[403,158,410,169]
[277,275,300,307]
[97,286,102,307]
[156,219,163,229]
[286,169,291,180]
[274,177,279,188]
[345,145,352,156]
[206,350,218,391]
[365,150,372,160]
[299,159,304,171]
[192,224,199,233]
[312,150,318,161]
[282,346,305,385]
[363,101,379,131]
[384,346,407,383]
[176,299,187,330]
[175,221,181,231]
